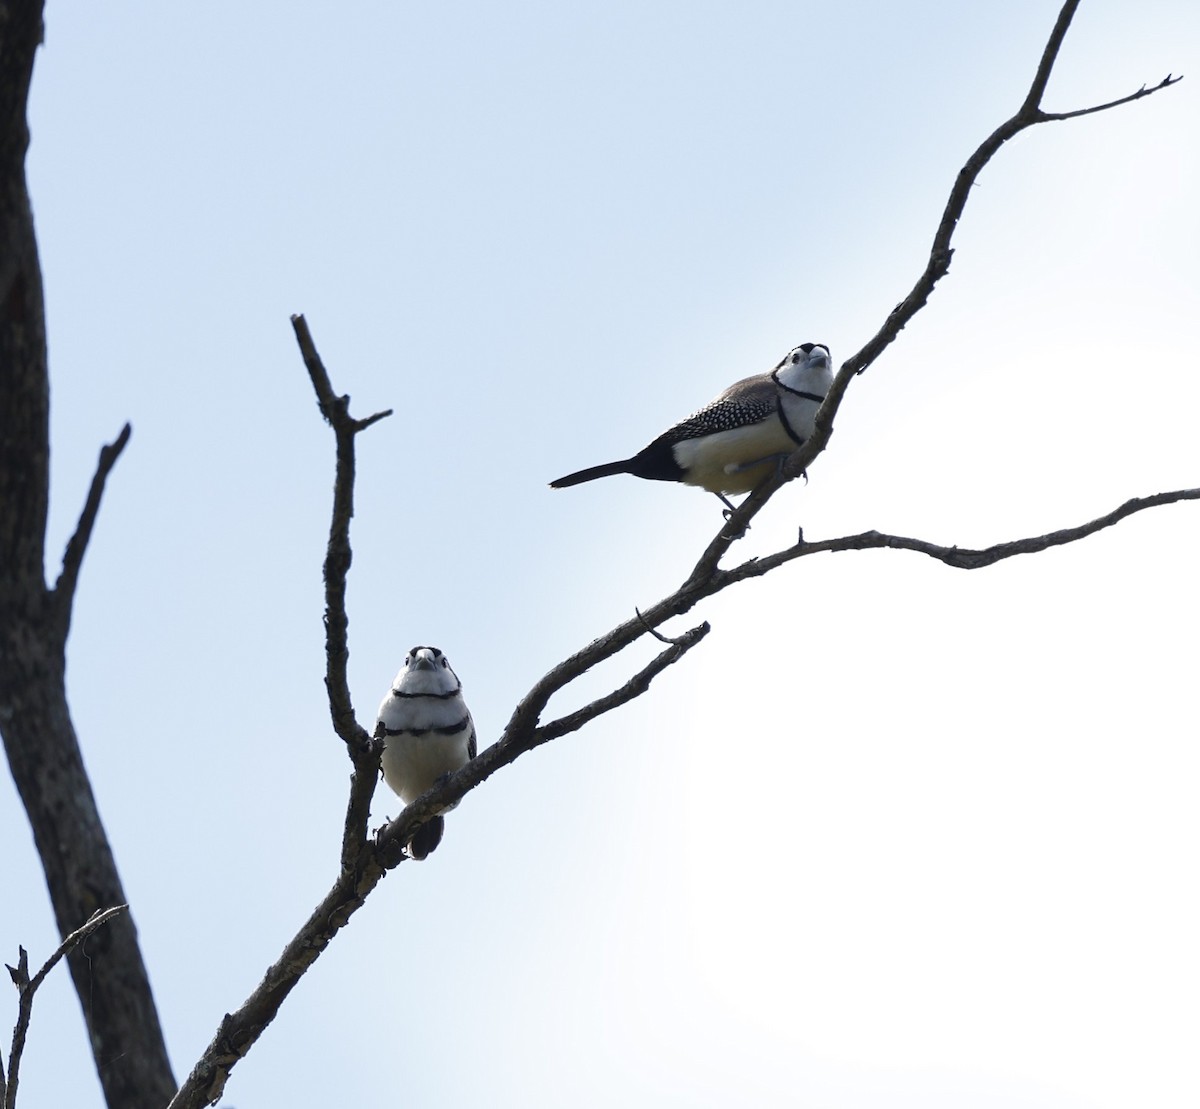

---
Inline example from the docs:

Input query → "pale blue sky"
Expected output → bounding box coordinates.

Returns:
[6,1,1200,1106]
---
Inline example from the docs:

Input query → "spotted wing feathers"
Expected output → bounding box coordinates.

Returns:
[549,375,778,488]
[656,382,776,444]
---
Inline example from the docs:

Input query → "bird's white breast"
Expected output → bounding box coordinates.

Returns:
[377,693,474,806]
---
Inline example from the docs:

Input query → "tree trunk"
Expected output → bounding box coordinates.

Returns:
[0,4,176,1106]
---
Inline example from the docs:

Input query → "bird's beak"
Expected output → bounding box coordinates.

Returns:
[412,654,436,671]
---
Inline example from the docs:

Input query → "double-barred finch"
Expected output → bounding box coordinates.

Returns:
[376,645,476,860]
[550,343,833,510]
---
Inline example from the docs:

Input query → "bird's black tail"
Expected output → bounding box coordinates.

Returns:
[408,815,445,860]
[549,459,634,488]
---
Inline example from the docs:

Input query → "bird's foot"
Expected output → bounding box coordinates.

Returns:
[767,453,808,485]
[717,494,750,538]
[373,818,409,868]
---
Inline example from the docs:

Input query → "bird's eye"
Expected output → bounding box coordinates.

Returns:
[441,657,449,668]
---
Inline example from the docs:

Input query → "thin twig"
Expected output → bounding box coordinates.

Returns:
[4,907,127,1109]
[534,621,710,745]
[1040,73,1181,120]
[635,607,688,646]
[52,423,132,635]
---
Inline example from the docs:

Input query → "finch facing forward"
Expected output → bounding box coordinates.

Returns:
[376,646,476,859]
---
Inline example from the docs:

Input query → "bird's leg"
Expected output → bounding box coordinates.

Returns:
[779,458,809,485]
[714,492,753,539]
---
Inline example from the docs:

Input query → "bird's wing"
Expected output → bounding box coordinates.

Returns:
[656,373,777,445]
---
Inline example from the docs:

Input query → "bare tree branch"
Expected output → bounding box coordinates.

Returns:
[168,7,1189,1107]
[1022,0,1090,113]
[290,316,391,872]
[367,0,1193,838]
[291,314,391,755]
[3,906,127,1109]
[168,320,396,1109]
[167,863,390,1109]
[382,482,1200,845]
[167,619,715,1107]
[52,423,131,633]
[721,488,1200,582]
[705,0,1182,551]
[374,618,714,859]
[166,331,713,1109]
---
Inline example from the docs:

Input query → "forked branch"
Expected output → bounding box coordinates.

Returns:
[710,0,1180,554]
[289,315,390,866]
[167,5,1187,1107]
[370,0,1189,849]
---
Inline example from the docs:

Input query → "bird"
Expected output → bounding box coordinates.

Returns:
[375,645,476,860]
[550,342,833,510]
